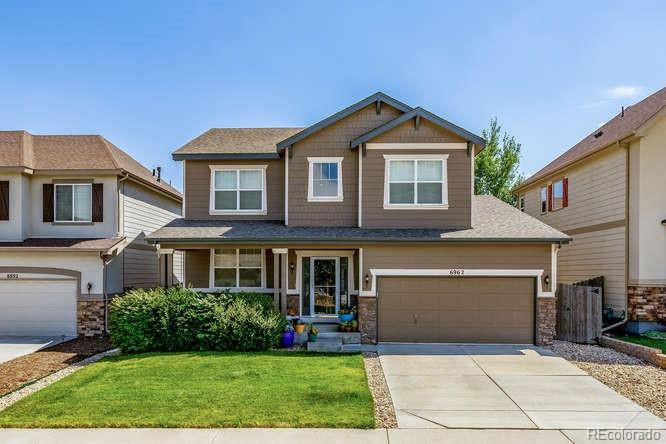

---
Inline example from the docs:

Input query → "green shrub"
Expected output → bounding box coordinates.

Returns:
[108,287,286,353]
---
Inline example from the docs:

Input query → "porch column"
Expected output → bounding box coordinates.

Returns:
[272,248,288,315]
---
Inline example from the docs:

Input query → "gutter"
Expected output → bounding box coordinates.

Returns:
[145,237,571,245]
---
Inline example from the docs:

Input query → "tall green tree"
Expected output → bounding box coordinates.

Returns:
[474,117,524,205]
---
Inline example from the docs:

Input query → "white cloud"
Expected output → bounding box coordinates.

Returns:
[603,85,643,100]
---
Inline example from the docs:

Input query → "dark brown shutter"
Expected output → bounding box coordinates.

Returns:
[547,184,553,212]
[92,183,103,222]
[0,181,9,221]
[43,183,54,222]
[562,177,569,208]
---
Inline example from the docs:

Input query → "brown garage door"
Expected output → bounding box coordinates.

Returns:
[378,277,535,343]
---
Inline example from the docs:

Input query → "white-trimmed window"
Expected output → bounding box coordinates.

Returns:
[55,183,92,222]
[211,248,265,288]
[540,186,547,214]
[552,179,564,211]
[307,157,343,202]
[383,154,449,209]
[518,195,525,212]
[209,166,267,215]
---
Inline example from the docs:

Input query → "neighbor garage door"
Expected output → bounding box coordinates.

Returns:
[378,277,535,343]
[0,280,77,336]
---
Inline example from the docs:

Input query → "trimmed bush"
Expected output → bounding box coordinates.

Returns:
[108,287,287,353]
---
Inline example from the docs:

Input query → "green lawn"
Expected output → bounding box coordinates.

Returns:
[615,335,666,353]
[0,352,375,428]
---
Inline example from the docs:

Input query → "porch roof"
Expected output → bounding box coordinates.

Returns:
[146,196,570,244]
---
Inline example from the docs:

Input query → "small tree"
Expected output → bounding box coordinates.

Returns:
[474,117,524,205]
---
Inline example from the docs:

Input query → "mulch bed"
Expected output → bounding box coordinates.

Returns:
[0,336,113,397]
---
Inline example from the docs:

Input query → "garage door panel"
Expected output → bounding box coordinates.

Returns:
[379,277,534,344]
[0,280,77,336]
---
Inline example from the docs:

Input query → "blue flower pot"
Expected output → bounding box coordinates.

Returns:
[339,313,354,322]
[281,331,295,348]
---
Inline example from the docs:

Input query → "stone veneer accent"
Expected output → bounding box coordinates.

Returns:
[286,294,299,317]
[628,285,666,322]
[600,335,666,369]
[536,297,556,346]
[77,299,105,337]
[358,297,377,344]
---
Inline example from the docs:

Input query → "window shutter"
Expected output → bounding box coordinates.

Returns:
[562,177,569,208]
[547,184,553,212]
[0,181,8,221]
[92,183,104,222]
[43,183,54,222]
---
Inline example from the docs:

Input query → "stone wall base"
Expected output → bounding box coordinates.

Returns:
[628,285,666,323]
[536,297,556,346]
[77,299,106,337]
[358,297,377,344]
[600,335,666,369]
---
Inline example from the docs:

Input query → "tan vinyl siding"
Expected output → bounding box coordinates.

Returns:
[519,146,627,310]
[185,159,284,220]
[362,146,471,228]
[121,180,181,289]
[557,227,626,310]
[288,104,402,226]
[362,244,551,292]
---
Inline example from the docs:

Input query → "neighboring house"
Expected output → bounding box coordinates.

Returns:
[148,92,569,346]
[514,86,666,333]
[0,131,183,337]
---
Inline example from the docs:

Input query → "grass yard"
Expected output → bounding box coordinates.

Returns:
[615,335,666,353]
[0,352,374,428]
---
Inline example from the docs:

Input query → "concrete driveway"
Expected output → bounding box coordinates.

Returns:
[0,336,71,364]
[378,343,666,434]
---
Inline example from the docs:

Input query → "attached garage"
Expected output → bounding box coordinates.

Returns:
[0,279,77,337]
[378,277,535,344]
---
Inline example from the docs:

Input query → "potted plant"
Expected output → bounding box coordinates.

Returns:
[339,321,353,332]
[308,323,319,342]
[294,319,306,334]
[339,307,354,323]
[281,324,295,348]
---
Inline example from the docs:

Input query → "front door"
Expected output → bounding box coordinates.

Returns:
[310,257,339,316]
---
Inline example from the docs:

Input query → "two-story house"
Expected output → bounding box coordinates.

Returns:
[0,131,182,337]
[514,87,666,334]
[148,93,569,345]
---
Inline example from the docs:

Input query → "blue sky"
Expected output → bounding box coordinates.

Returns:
[1,1,665,190]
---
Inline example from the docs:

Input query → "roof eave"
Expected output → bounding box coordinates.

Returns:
[172,152,280,161]
[147,236,570,245]
[275,92,412,150]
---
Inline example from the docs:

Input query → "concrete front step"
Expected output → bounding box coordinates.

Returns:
[307,337,343,352]
[319,332,361,344]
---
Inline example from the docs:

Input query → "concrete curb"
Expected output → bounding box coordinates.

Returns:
[0,348,121,412]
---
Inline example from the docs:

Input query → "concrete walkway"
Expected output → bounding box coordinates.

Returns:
[0,336,71,364]
[377,343,666,431]
[0,428,629,444]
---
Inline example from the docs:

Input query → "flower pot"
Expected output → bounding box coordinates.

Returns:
[339,313,353,322]
[281,331,295,348]
[295,324,306,334]
[309,333,318,342]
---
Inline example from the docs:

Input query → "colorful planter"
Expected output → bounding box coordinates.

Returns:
[339,313,354,322]
[309,333,318,342]
[295,324,306,334]
[281,331,295,348]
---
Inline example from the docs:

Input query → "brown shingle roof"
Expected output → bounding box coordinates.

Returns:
[146,195,569,244]
[0,131,181,199]
[173,127,304,156]
[518,86,666,190]
[0,237,125,251]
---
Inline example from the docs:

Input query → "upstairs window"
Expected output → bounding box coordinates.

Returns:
[384,155,449,209]
[540,186,547,214]
[55,184,92,222]
[307,157,343,202]
[550,178,568,211]
[518,195,525,212]
[210,166,266,214]
[212,248,264,288]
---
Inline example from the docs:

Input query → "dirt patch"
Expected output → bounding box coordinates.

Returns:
[550,340,666,420]
[363,351,397,428]
[0,336,113,396]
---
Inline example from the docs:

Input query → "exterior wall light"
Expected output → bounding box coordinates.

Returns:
[289,262,295,273]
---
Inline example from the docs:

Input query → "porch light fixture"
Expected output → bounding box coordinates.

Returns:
[661,219,666,226]
[364,274,370,285]
[544,274,550,286]
[289,262,295,273]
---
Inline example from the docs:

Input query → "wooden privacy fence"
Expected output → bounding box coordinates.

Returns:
[556,283,602,344]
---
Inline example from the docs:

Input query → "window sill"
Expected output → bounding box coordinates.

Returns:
[307,196,344,203]
[52,221,94,225]
[383,204,449,210]
[209,210,267,216]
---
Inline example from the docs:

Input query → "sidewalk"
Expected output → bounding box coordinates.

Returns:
[0,428,637,444]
